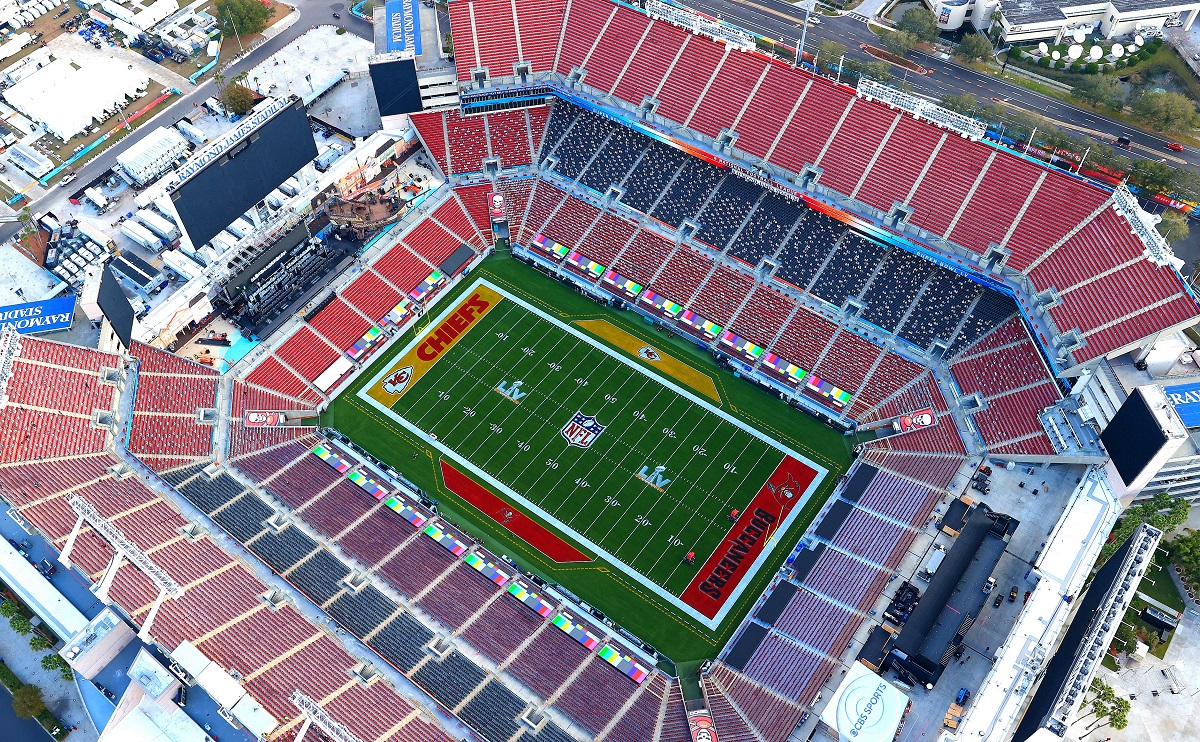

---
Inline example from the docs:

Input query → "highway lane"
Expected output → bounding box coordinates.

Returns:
[685,0,1195,165]
[0,3,373,243]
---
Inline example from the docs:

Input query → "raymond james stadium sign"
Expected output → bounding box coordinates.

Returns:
[0,295,76,334]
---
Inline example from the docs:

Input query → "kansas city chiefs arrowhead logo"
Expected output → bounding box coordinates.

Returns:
[382,366,413,395]
[638,346,661,362]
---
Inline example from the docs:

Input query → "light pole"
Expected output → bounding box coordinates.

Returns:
[795,0,815,70]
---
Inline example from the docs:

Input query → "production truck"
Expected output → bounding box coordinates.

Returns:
[121,220,162,250]
[135,209,180,243]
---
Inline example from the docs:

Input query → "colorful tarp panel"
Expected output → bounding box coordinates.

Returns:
[551,614,601,650]
[464,553,510,586]
[719,330,763,359]
[761,352,807,384]
[532,233,569,258]
[641,290,682,318]
[424,523,468,555]
[347,469,388,498]
[601,269,643,296]
[312,444,352,473]
[384,298,411,325]
[679,309,721,338]
[565,250,604,278]
[507,582,554,617]
[346,326,384,360]
[807,375,853,406]
[598,645,649,684]
[409,270,445,302]
[381,494,427,527]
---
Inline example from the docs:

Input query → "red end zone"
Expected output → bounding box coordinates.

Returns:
[440,461,592,563]
[681,456,818,619]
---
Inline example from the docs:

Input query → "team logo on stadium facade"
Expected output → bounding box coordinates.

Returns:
[382,366,414,395]
[561,411,606,448]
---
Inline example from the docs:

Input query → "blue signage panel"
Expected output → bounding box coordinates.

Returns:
[385,0,421,55]
[1164,380,1200,428]
[0,295,76,334]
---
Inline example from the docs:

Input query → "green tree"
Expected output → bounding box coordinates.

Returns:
[939,93,979,115]
[1072,74,1125,110]
[220,84,257,115]
[1170,168,1200,202]
[9,615,32,635]
[815,38,847,70]
[897,7,940,43]
[881,30,917,57]
[1130,160,1174,194]
[1112,622,1137,652]
[0,600,19,618]
[1169,528,1200,587]
[28,635,51,652]
[215,0,272,37]
[1099,492,1190,564]
[40,654,73,682]
[1132,90,1200,133]
[957,33,993,62]
[1158,209,1191,243]
[1088,697,1130,735]
[11,684,44,719]
[1086,144,1131,175]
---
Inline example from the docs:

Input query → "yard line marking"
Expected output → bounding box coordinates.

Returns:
[656,443,776,589]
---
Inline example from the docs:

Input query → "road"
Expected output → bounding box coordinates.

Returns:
[687,0,1196,165]
[0,1,372,243]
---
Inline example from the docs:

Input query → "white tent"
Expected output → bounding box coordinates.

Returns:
[5,56,147,139]
[820,662,910,742]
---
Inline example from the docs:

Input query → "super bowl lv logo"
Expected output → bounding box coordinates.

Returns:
[560,411,606,448]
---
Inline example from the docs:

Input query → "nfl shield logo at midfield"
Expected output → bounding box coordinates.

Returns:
[561,411,606,448]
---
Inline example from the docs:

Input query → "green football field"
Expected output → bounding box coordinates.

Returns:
[330,256,853,662]
[359,277,826,626]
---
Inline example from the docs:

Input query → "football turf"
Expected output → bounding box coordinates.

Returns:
[360,279,825,625]
[324,254,854,663]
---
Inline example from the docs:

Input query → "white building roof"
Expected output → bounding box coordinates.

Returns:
[5,56,147,139]
[117,127,189,176]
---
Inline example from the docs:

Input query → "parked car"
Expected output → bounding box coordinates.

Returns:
[993,594,1003,608]
[956,687,971,705]
[1008,586,1019,602]
[983,577,996,594]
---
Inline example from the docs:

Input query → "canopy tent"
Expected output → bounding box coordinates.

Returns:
[5,56,146,139]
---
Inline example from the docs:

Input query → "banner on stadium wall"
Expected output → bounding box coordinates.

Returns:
[896,408,935,433]
[366,284,503,405]
[1164,381,1200,428]
[384,0,421,55]
[0,295,75,335]
[245,411,287,427]
[689,710,719,742]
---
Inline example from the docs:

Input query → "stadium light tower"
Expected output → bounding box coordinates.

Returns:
[795,0,816,70]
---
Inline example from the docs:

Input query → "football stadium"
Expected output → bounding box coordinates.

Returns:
[0,0,1195,741]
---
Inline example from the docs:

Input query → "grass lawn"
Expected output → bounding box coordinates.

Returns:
[1138,557,1186,614]
[323,254,852,664]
